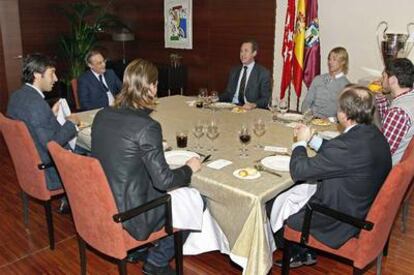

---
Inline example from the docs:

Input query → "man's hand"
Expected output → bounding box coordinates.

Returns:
[294,123,314,143]
[186,157,202,173]
[66,114,81,127]
[243,103,257,110]
[52,101,60,116]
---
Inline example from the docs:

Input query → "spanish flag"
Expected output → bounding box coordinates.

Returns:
[292,0,306,98]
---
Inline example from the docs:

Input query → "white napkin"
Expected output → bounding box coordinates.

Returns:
[264,146,288,153]
[168,187,204,230]
[285,122,300,128]
[186,100,196,107]
[207,159,233,170]
[56,98,76,150]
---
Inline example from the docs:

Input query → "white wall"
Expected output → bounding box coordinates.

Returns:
[272,0,414,107]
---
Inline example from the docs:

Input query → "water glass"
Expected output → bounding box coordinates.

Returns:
[253,118,266,148]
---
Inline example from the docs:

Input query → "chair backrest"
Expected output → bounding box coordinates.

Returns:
[71,79,80,110]
[0,113,51,200]
[354,162,412,268]
[47,141,128,259]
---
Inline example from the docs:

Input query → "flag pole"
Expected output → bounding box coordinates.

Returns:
[287,84,291,112]
[296,93,300,112]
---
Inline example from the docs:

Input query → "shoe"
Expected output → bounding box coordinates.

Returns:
[142,261,176,275]
[126,248,148,263]
[57,199,70,214]
[274,251,317,268]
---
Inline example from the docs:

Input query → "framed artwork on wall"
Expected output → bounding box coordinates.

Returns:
[164,0,193,49]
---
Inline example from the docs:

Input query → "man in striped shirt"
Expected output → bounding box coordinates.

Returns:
[376,58,414,164]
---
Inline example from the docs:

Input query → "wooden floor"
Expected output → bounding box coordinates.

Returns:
[0,135,413,275]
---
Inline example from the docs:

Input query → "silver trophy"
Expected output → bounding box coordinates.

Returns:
[376,21,414,65]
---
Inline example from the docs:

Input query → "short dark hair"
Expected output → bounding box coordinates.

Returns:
[338,85,375,125]
[22,54,55,84]
[241,39,258,52]
[384,58,414,88]
[85,49,104,65]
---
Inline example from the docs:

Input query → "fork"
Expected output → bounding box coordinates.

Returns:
[254,164,282,177]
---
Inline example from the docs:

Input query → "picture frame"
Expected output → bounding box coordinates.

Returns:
[164,0,193,49]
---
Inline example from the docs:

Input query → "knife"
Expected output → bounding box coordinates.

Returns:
[202,154,212,163]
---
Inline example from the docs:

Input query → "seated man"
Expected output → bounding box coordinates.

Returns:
[219,39,271,110]
[78,49,122,110]
[272,86,391,268]
[301,47,350,118]
[376,58,414,165]
[92,58,202,275]
[7,53,80,211]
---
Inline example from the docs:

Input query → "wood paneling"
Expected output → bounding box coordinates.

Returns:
[110,0,276,95]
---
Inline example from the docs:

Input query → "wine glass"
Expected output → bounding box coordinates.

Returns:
[198,88,208,107]
[192,120,205,150]
[253,118,266,149]
[238,125,251,158]
[206,120,220,151]
[279,99,288,114]
[268,99,279,122]
[302,109,314,125]
[210,90,219,103]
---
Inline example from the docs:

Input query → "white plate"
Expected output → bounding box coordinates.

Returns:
[319,130,340,140]
[211,102,237,109]
[261,155,290,172]
[233,169,261,180]
[277,113,303,122]
[165,150,200,168]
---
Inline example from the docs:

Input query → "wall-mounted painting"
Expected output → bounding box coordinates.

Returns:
[164,0,193,49]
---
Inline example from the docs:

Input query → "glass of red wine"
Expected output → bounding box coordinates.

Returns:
[238,125,251,158]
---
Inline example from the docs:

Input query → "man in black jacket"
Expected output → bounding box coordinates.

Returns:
[273,85,392,268]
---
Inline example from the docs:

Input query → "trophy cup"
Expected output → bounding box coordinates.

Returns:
[377,21,414,66]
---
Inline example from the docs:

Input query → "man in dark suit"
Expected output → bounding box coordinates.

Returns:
[273,85,392,268]
[78,49,122,110]
[219,39,271,109]
[7,54,80,211]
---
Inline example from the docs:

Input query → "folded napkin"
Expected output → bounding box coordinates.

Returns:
[56,98,76,150]
[186,100,196,107]
[264,146,288,153]
[207,159,233,170]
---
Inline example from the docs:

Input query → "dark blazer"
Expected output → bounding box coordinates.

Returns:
[78,69,122,110]
[91,107,193,240]
[287,124,392,248]
[219,63,271,109]
[7,84,77,190]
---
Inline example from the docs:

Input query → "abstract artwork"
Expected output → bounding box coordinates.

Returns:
[164,0,193,49]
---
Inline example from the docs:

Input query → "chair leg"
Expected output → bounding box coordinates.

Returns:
[174,231,184,275]
[21,191,29,226]
[376,253,383,275]
[44,200,55,250]
[118,258,127,275]
[78,236,87,275]
[281,239,292,275]
[383,236,390,257]
[401,200,409,233]
[353,267,364,275]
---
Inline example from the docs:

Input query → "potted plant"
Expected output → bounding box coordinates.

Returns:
[58,0,125,82]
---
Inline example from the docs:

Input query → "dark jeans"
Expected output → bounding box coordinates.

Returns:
[146,194,208,267]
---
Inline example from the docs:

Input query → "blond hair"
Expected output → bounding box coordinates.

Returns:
[114,59,158,110]
[329,47,349,74]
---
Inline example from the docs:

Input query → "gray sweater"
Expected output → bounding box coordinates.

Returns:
[301,73,350,118]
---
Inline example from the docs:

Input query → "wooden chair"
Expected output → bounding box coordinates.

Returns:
[280,159,414,275]
[71,78,81,111]
[0,113,64,250]
[399,136,414,233]
[47,141,183,275]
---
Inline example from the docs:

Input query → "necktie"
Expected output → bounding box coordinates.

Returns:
[238,66,248,105]
[99,75,109,92]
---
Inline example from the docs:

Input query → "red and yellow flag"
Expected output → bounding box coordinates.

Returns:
[292,0,306,98]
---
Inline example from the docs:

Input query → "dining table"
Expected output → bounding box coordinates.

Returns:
[75,95,338,275]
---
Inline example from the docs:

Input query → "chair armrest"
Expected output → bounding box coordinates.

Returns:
[299,202,374,244]
[38,162,55,170]
[112,194,173,234]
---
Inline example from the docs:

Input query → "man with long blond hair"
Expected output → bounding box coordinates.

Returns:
[92,59,202,275]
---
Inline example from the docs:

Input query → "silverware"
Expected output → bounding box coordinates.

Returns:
[195,151,206,157]
[202,154,212,163]
[254,164,282,177]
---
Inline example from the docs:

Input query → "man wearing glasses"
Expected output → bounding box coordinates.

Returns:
[78,49,122,110]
